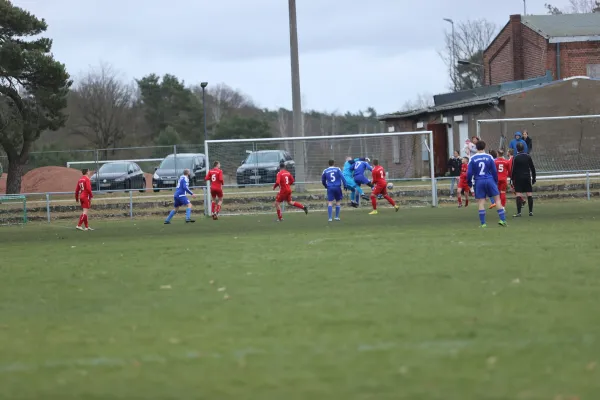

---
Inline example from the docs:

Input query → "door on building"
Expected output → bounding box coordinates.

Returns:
[427,123,448,177]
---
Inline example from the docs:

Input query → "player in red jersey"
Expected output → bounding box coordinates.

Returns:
[205,161,224,220]
[75,169,94,231]
[368,159,399,215]
[493,149,511,207]
[273,163,308,221]
[457,157,470,208]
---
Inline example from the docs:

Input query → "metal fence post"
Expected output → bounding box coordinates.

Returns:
[46,193,51,223]
[129,190,133,219]
[586,171,591,201]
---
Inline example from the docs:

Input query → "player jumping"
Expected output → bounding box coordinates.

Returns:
[343,156,367,207]
[75,168,94,231]
[273,163,308,221]
[205,161,224,220]
[368,159,399,215]
[164,169,196,224]
[467,140,507,228]
[457,157,470,208]
[322,159,347,222]
[352,158,374,200]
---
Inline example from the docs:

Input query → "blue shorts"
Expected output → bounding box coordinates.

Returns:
[174,195,190,208]
[327,187,343,202]
[474,180,499,200]
[354,175,370,186]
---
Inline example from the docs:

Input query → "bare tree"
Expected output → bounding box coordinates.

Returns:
[204,83,254,124]
[545,0,600,13]
[70,63,134,152]
[400,92,435,111]
[439,19,497,91]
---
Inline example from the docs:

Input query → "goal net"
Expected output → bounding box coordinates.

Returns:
[0,195,28,226]
[204,131,436,216]
[477,115,600,174]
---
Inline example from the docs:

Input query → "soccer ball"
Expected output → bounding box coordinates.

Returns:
[387,182,394,190]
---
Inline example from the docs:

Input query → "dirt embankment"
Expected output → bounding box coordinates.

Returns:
[1,167,154,194]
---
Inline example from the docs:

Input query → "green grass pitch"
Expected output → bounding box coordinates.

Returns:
[1,201,599,399]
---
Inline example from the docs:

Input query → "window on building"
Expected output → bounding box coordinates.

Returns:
[587,64,600,79]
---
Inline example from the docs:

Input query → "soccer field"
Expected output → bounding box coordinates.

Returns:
[1,202,599,399]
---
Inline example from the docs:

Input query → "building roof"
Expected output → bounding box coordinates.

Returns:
[521,14,600,39]
[378,76,594,121]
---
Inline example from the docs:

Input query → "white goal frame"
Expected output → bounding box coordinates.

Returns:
[204,131,437,216]
[476,114,600,139]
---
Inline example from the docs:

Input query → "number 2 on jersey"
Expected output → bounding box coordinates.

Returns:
[478,162,485,175]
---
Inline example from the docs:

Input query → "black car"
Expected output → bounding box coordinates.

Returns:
[236,150,295,186]
[153,153,206,192]
[91,162,146,192]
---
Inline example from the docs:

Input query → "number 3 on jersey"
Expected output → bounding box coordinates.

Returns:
[284,176,289,185]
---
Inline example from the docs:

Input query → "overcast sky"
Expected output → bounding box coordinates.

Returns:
[15,0,571,115]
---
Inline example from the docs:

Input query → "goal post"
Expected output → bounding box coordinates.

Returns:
[476,114,600,174]
[204,131,437,216]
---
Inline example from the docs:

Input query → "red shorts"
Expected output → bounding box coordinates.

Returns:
[210,189,223,198]
[458,181,470,192]
[276,190,292,203]
[80,198,91,209]
[372,183,388,196]
[497,180,507,192]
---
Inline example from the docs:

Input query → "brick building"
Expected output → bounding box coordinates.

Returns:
[485,14,600,84]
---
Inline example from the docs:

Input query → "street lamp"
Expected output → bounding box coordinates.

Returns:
[200,82,208,143]
[443,18,456,90]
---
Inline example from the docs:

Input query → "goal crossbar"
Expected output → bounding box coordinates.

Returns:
[205,131,431,144]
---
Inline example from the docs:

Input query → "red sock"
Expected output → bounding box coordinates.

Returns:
[78,214,84,227]
[83,214,89,228]
[216,204,221,213]
[458,196,462,205]
[384,195,395,206]
[211,202,215,213]
[371,195,377,210]
[276,209,282,220]
[292,202,303,209]
[500,193,506,207]
[466,198,469,207]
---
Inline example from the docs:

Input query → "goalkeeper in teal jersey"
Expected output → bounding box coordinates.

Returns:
[343,156,368,207]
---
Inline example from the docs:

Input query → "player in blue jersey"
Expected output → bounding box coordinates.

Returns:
[322,159,348,221]
[343,156,367,207]
[164,169,197,224]
[352,158,374,197]
[467,140,507,228]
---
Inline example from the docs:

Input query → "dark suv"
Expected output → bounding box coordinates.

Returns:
[153,153,206,192]
[236,150,295,186]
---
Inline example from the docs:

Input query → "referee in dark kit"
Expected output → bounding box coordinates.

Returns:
[510,142,536,217]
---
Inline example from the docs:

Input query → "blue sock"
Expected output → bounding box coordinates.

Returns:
[350,189,356,202]
[490,197,496,204]
[356,186,364,196]
[327,205,332,219]
[498,208,506,221]
[479,209,486,225]
[335,205,340,218]
[186,208,192,220]
[165,210,176,222]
